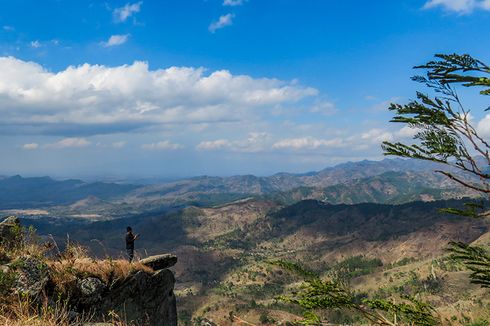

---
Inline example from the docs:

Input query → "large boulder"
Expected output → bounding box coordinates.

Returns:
[96,269,177,326]
[77,277,106,306]
[140,254,177,271]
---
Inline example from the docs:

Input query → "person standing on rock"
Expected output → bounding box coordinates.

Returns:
[125,226,139,263]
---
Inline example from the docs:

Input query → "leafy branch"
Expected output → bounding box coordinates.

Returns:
[447,242,490,288]
[273,260,438,325]
[383,53,490,291]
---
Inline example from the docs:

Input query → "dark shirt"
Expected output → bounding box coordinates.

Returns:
[126,232,135,250]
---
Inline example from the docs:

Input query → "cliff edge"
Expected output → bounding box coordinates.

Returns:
[0,216,178,326]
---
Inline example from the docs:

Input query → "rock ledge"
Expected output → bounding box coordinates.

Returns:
[140,254,178,270]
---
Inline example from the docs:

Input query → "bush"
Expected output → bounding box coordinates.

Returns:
[332,255,383,280]
[0,269,16,296]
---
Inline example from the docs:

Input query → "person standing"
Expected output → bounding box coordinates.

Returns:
[125,226,139,263]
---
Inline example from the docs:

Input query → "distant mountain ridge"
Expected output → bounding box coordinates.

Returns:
[0,175,139,209]
[0,158,476,210]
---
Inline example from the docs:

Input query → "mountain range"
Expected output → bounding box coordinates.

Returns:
[0,158,478,214]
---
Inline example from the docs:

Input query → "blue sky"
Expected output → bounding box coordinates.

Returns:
[0,0,489,179]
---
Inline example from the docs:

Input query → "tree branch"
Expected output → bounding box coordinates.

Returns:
[435,170,490,193]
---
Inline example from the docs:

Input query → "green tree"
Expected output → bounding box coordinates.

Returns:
[273,260,438,325]
[382,53,490,287]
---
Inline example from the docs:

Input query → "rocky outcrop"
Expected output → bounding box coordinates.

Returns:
[0,216,178,326]
[67,257,178,326]
[77,277,106,305]
[140,254,178,271]
[96,269,177,326]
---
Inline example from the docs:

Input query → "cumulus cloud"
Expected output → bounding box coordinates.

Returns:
[360,128,394,144]
[22,143,39,150]
[223,0,246,6]
[477,114,490,137]
[273,137,344,150]
[209,13,234,33]
[113,2,143,22]
[396,126,420,138]
[271,128,399,153]
[141,140,182,150]
[102,34,129,47]
[47,138,91,149]
[0,57,316,136]
[423,0,490,13]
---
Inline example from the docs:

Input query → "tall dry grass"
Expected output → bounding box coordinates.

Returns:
[48,241,152,296]
[0,224,151,325]
[0,296,76,326]
[0,296,131,326]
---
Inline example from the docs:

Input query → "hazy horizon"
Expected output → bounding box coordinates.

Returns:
[1,156,410,182]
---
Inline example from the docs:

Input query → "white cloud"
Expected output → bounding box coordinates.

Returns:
[396,126,420,138]
[0,57,316,136]
[273,137,344,150]
[102,34,129,47]
[141,140,182,150]
[209,13,234,33]
[197,139,232,150]
[477,114,490,138]
[197,132,270,152]
[47,138,91,149]
[22,143,39,150]
[223,0,246,6]
[112,141,127,148]
[30,40,41,48]
[423,0,490,13]
[113,2,143,22]
[3,26,14,32]
[360,128,394,144]
[309,101,336,115]
[229,128,396,153]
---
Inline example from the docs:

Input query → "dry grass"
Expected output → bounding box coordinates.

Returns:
[0,224,151,326]
[49,256,153,286]
[45,242,153,299]
[0,296,131,326]
[0,300,73,326]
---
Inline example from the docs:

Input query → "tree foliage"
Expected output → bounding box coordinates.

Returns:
[447,241,490,288]
[382,54,489,201]
[383,53,490,288]
[274,260,438,325]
